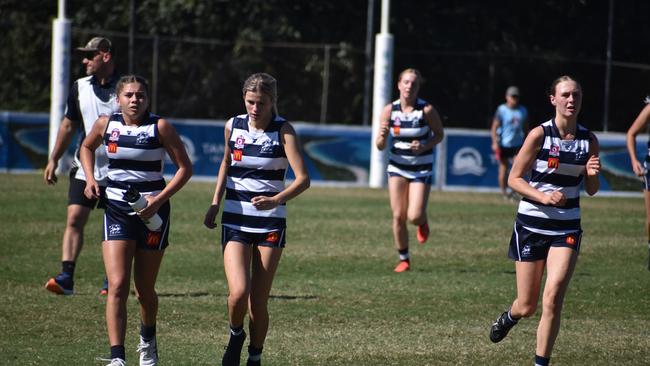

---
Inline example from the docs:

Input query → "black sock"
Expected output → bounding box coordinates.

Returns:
[140,322,156,341]
[534,355,550,366]
[61,261,75,277]
[248,345,263,362]
[230,324,244,336]
[398,249,410,262]
[110,345,125,360]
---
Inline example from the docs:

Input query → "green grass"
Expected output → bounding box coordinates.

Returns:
[0,173,649,365]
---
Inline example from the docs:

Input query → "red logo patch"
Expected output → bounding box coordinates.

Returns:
[146,232,162,247]
[233,149,243,161]
[265,231,279,243]
[566,235,576,245]
[108,142,118,153]
[548,157,559,169]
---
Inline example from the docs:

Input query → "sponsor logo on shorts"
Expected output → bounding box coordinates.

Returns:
[146,231,162,247]
[566,235,576,245]
[109,224,122,236]
[265,231,279,243]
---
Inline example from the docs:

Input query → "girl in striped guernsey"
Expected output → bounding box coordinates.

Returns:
[375,68,444,273]
[80,75,192,366]
[625,96,650,271]
[489,76,601,366]
[204,73,310,366]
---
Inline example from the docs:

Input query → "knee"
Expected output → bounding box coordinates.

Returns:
[542,293,563,316]
[66,213,86,231]
[392,211,407,224]
[108,279,130,302]
[248,295,269,314]
[407,212,424,225]
[228,288,249,308]
[135,287,157,306]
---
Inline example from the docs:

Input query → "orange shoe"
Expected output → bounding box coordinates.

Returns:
[393,260,410,273]
[417,222,429,244]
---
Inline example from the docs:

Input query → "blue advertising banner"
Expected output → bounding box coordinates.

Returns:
[0,111,644,195]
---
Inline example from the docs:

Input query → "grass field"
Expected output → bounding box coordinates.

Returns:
[1,173,649,365]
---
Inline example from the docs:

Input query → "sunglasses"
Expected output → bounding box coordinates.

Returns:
[81,51,100,60]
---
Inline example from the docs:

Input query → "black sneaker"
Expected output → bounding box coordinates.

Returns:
[222,330,246,366]
[489,311,517,343]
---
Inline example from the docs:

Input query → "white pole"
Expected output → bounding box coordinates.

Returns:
[49,0,71,169]
[369,0,393,188]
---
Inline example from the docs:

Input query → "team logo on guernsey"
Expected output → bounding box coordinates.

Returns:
[393,117,401,135]
[233,149,243,161]
[549,144,560,157]
[260,139,276,155]
[548,144,560,169]
[265,231,279,243]
[136,131,150,145]
[146,231,162,247]
[109,224,122,236]
[234,135,246,149]
[108,142,118,153]
[109,128,120,141]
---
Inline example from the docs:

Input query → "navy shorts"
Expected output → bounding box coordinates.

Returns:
[498,146,521,160]
[221,226,286,249]
[68,169,107,209]
[103,200,170,251]
[508,222,582,261]
[388,172,432,184]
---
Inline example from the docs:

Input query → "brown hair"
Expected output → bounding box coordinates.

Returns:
[549,75,581,96]
[116,75,150,114]
[242,73,278,115]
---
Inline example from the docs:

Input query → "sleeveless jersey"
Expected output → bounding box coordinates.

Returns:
[222,114,288,233]
[494,103,527,148]
[515,119,591,235]
[67,74,119,184]
[387,98,435,179]
[643,96,650,168]
[103,113,166,204]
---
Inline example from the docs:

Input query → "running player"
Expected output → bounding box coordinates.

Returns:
[625,96,650,270]
[375,68,444,272]
[489,76,601,366]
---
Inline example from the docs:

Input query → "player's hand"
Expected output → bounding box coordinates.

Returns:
[204,204,220,229]
[251,195,279,210]
[632,160,645,177]
[585,155,601,177]
[44,160,58,185]
[542,190,566,207]
[378,121,390,138]
[84,180,101,200]
[138,194,162,220]
[410,140,425,155]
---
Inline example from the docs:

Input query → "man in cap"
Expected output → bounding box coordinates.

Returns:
[491,86,528,199]
[44,36,119,295]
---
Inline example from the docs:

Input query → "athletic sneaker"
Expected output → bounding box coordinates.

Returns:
[489,311,517,343]
[96,358,126,366]
[393,260,410,273]
[100,277,109,296]
[222,330,246,366]
[416,223,429,244]
[45,273,74,295]
[137,336,158,366]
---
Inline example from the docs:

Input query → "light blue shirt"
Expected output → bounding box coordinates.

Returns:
[494,103,527,148]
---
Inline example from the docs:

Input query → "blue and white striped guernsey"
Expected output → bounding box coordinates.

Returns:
[387,98,435,179]
[222,114,288,233]
[103,113,166,203]
[516,119,591,235]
